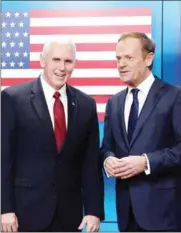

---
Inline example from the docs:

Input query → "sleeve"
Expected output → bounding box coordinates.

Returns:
[1,90,17,214]
[82,99,105,220]
[147,90,181,175]
[100,98,116,163]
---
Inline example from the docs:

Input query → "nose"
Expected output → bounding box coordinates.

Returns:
[59,61,65,70]
[117,58,127,68]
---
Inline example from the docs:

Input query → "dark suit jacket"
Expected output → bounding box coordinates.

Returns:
[101,78,181,231]
[1,77,104,231]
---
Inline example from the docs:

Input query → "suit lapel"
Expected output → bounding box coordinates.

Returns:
[117,88,129,149]
[30,77,57,151]
[129,79,165,148]
[59,85,77,151]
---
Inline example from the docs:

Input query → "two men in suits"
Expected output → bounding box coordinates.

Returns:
[101,32,181,231]
[1,38,104,232]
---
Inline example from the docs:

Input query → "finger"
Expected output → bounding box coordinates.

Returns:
[106,167,116,176]
[115,169,133,178]
[6,224,12,232]
[114,165,129,175]
[1,224,8,232]
[107,158,120,167]
[15,218,19,229]
[11,224,18,232]
[78,218,86,230]
[86,224,94,232]
[121,174,133,179]
[106,162,118,171]
[92,225,99,232]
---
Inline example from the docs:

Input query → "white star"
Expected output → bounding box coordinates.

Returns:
[6,32,11,38]
[1,61,6,68]
[14,12,20,17]
[14,32,20,37]
[10,61,15,67]
[23,12,28,17]
[2,22,6,28]
[23,52,28,57]
[18,61,24,67]
[10,22,16,27]
[14,52,20,57]
[6,52,11,57]
[19,21,24,27]
[6,12,11,17]
[10,41,16,47]
[19,41,24,47]
[2,41,6,48]
[23,32,28,37]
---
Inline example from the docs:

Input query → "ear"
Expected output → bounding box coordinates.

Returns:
[40,53,45,68]
[145,52,154,67]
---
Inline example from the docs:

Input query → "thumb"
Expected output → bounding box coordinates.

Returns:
[78,217,87,230]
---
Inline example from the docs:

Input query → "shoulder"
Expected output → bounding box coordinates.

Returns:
[161,80,181,98]
[1,80,35,98]
[107,87,127,103]
[68,85,96,105]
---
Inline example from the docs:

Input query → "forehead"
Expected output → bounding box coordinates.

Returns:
[48,43,74,57]
[116,38,142,55]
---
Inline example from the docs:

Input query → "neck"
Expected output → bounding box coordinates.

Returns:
[129,70,151,87]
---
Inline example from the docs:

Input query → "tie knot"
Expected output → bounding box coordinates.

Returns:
[53,91,61,99]
[131,88,139,99]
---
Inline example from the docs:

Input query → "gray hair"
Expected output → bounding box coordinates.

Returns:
[42,37,77,60]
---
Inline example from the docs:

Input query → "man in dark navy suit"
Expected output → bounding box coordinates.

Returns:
[1,38,104,232]
[101,32,181,232]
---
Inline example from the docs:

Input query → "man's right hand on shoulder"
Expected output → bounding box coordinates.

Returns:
[104,156,120,177]
[1,213,19,232]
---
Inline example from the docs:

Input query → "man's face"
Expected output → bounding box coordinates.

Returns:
[40,43,76,90]
[116,38,153,87]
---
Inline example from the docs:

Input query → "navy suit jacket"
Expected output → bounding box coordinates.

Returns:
[1,78,104,231]
[101,78,181,231]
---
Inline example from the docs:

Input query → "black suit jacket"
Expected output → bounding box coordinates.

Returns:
[1,77,104,231]
[101,78,181,231]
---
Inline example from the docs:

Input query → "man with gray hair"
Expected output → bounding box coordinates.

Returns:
[1,38,104,232]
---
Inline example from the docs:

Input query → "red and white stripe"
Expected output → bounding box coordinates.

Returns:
[1,8,152,121]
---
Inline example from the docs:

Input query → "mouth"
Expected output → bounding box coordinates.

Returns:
[54,72,66,78]
[120,71,129,74]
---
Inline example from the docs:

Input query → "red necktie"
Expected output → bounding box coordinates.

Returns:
[53,91,66,150]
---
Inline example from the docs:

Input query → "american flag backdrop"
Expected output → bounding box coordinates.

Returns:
[1,7,152,121]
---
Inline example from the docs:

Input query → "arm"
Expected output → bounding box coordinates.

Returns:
[82,99,104,220]
[147,90,181,174]
[100,98,116,162]
[1,90,17,214]
[1,90,19,232]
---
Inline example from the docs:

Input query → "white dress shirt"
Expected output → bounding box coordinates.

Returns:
[124,73,155,175]
[124,73,155,132]
[40,75,68,129]
[104,73,155,176]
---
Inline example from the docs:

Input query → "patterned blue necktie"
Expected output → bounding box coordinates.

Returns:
[127,88,139,143]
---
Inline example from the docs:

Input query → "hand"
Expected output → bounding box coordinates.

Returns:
[114,156,147,179]
[1,213,18,232]
[78,215,100,232]
[104,156,120,177]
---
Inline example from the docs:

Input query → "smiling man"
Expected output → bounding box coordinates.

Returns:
[101,32,181,232]
[1,38,104,232]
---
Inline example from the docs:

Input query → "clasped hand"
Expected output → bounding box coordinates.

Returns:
[105,156,146,179]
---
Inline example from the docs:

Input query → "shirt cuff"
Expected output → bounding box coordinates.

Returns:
[143,153,151,175]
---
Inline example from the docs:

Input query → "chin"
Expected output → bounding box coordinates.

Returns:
[121,77,132,85]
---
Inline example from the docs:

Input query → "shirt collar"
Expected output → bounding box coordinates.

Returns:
[127,72,155,96]
[40,74,67,100]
